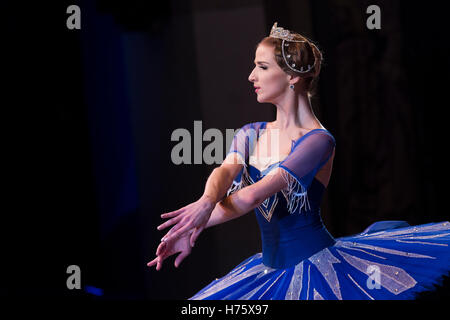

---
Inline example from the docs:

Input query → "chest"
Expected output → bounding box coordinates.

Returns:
[249,128,296,172]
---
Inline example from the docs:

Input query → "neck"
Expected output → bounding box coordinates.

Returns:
[272,91,321,130]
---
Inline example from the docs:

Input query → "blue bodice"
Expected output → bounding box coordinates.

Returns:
[248,165,336,269]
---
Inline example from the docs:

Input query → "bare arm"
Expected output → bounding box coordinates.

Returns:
[158,153,246,241]
[205,167,288,229]
[200,153,245,205]
[149,168,289,270]
[200,167,235,204]
[159,166,288,245]
[205,188,256,229]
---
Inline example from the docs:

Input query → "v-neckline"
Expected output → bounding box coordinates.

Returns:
[249,122,331,189]
[249,122,328,175]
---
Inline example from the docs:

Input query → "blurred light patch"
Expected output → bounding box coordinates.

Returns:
[84,285,104,296]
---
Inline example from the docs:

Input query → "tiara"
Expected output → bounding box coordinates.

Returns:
[270,22,305,43]
[269,22,316,74]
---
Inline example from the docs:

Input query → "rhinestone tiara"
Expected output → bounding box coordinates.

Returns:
[270,22,305,43]
[269,22,317,74]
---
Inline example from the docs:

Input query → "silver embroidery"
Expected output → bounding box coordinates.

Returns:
[279,167,311,214]
[400,232,450,240]
[344,247,387,260]
[226,153,279,222]
[285,262,304,300]
[337,249,418,295]
[395,240,448,246]
[256,194,278,222]
[309,248,343,299]
[347,273,374,300]
[336,240,436,259]
[190,254,266,300]
[226,152,251,196]
[313,288,324,300]
[238,276,274,300]
[258,270,286,299]
[306,264,311,300]
[356,222,450,239]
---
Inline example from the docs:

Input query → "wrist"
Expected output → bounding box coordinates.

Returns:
[200,194,217,208]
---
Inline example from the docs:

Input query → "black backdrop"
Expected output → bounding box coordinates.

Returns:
[3,0,449,301]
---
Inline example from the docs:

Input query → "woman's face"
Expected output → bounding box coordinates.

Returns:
[248,44,291,104]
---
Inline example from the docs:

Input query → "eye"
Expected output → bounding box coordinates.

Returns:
[259,66,267,70]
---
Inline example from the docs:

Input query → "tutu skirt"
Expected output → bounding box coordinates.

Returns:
[189,221,450,300]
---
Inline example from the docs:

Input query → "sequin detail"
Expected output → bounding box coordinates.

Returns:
[260,270,286,299]
[226,152,250,196]
[395,240,448,246]
[309,248,342,299]
[336,240,436,259]
[226,153,280,222]
[256,193,279,222]
[285,262,304,299]
[238,276,274,300]
[279,167,311,214]
[337,249,418,295]
[357,222,450,239]
[190,254,276,300]
[306,264,311,300]
[313,288,324,300]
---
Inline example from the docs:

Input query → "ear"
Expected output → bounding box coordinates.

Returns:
[288,74,302,86]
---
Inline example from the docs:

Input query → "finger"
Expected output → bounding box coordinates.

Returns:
[156,242,166,256]
[161,222,182,240]
[163,227,174,239]
[190,226,204,247]
[174,251,190,268]
[161,208,185,219]
[156,256,164,271]
[165,222,193,242]
[157,215,182,231]
[162,219,186,240]
[147,257,158,268]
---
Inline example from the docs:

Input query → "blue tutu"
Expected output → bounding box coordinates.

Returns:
[189,122,450,300]
[189,220,450,300]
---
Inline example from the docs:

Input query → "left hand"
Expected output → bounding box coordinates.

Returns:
[157,196,215,247]
[147,230,193,270]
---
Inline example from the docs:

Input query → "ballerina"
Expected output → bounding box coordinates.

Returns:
[147,22,450,300]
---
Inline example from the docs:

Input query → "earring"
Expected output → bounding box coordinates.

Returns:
[289,84,294,90]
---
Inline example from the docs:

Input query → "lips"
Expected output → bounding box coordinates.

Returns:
[254,86,260,93]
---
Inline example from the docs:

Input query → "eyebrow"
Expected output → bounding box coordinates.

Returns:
[254,61,269,64]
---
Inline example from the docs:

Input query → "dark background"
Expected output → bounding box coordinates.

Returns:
[2,0,449,301]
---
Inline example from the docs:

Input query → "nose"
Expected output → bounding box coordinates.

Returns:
[248,69,256,83]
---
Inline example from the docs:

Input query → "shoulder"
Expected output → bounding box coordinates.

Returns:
[292,129,336,150]
[307,128,335,143]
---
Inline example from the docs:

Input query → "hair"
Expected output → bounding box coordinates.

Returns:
[257,32,323,97]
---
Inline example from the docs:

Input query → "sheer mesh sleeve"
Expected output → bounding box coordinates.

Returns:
[278,130,336,213]
[225,122,259,196]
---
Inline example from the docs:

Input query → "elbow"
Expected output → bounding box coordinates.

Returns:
[240,187,262,209]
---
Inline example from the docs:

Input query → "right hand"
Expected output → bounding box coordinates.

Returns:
[156,196,215,246]
[147,230,193,271]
